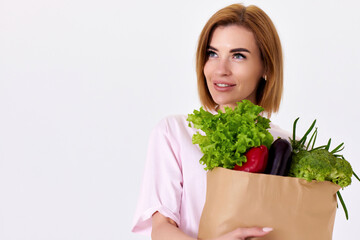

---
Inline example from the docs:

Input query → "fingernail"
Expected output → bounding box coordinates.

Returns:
[262,227,273,232]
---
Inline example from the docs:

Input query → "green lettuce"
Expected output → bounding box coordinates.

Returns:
[187,100,273,170]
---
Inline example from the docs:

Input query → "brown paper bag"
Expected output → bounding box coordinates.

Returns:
[198,167,340,240]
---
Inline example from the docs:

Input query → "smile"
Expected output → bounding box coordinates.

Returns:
[216,83,232,87]
[213,82,236,91]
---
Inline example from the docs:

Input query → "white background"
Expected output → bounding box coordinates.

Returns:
[1,0,359,239]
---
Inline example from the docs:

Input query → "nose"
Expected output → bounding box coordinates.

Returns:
[214,58,231,76]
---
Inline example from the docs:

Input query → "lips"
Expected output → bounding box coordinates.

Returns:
[213,81,236,92]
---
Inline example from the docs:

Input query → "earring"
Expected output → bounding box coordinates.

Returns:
[263,75,267,81]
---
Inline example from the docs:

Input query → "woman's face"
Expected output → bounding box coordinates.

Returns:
[204,25,264,111]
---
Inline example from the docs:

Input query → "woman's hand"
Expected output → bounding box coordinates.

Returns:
[209,227,273,240]
[152,211,272,240]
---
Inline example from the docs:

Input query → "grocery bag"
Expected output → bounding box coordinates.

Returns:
[198,167,340,240]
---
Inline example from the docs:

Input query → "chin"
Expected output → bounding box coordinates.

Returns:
[213,97,239,106]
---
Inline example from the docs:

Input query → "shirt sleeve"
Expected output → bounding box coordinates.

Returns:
[131,117,183,235]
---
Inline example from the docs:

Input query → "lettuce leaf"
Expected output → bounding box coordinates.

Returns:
[187,100,273,170]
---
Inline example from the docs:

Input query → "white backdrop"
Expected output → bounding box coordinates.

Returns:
[0,0,359,239]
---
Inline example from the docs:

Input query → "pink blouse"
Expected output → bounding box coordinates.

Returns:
[131,114,290,238]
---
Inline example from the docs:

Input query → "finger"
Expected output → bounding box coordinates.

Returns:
[237,227,273,238]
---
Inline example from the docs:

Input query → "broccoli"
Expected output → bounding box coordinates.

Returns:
[289,149,352,188]
[288,118,359,220]
[328,155,353,188]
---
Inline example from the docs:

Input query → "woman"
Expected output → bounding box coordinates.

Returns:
[132,3,289,239]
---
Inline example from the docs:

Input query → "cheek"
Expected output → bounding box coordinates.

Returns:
[235,64,262,85]
[203,62,213,81]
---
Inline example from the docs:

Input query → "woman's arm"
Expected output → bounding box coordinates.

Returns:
[151,212,272,240]
[152,212,195,240]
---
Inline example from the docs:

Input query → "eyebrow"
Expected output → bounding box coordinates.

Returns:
[208,46,251,54]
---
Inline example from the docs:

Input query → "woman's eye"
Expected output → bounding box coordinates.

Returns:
[233,53,245,60]
[207,50,218,58]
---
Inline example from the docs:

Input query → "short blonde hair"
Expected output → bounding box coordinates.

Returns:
[196,3,283,116]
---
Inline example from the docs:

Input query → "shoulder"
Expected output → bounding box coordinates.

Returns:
[269,122,292,141]
[157,114,188,126]
[156,114,192,130]
[153,115,188,132]
[151,114,194,139]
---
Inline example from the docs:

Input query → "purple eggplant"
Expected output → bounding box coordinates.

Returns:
[265,138,293,176]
